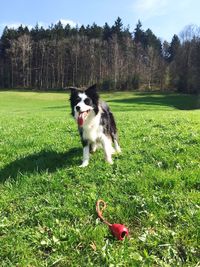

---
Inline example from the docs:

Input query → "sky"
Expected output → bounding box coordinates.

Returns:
[0,0,200,42]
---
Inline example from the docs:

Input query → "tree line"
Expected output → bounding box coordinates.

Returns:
[0,18,199,93]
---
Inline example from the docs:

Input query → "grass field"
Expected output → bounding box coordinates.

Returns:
[0,90,200,266]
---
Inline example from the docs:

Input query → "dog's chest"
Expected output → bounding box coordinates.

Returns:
[82,114,103,142]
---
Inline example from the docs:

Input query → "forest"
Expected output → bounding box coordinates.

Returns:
[0,17,200,93]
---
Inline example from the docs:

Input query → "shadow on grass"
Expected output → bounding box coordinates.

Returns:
[45,105,67,109]
[0,148,81,183]
[107,94,200,110]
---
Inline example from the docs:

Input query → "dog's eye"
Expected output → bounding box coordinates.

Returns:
[75,97,81,104]
[84,98,90,105]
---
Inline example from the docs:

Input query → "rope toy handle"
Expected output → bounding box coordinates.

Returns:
[96,199,112,226]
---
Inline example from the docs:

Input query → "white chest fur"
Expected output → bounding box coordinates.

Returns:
[82,112,103,143]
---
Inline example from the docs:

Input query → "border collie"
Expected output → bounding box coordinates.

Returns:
[70,84,121,167]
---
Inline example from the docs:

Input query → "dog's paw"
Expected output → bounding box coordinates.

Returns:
[79,161,89,167]
[90,143,97,153]
[111,147,116,155]
[115,146,122,153]
[106,158,113,165]
[114,140,121,154]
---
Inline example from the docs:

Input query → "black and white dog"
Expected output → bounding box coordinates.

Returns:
[70,84,121,167]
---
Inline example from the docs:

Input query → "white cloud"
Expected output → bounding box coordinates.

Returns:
[56,19,79,28]
[0,22,34,31]
[135,0,167,12]
[0,18,79,34]
[132,0,168,20]
[132,0,193,21]
[36,21,48,28]
[37,19,79,29]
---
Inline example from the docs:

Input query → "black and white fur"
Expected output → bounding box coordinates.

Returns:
[70,84,121,167]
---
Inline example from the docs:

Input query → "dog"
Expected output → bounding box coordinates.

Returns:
[70,84,121,167]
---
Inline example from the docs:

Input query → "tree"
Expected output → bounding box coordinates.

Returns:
[145,29,162,53]
[112,17,123,39]
[134,20,145,45]
[103,23,112,41]
[168,34,180,62]
[168,26,200,93]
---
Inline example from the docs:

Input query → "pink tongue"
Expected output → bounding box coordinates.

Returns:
[78,113,85,126]
[78,116,83,126]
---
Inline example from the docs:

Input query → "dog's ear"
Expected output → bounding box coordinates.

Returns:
[85,84,97,96]
[85,84,99,114]
[68,87,78,95]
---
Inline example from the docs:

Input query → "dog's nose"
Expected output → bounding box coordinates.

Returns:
[76,106,81,112]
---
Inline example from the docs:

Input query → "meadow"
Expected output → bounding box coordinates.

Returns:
[0,90,199,266]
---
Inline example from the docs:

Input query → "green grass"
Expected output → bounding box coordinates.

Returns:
[0,90,200,266]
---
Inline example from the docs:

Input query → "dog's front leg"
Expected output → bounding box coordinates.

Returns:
[80,143,90,167]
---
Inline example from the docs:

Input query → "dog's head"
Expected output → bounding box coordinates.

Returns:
[70,84,99,127]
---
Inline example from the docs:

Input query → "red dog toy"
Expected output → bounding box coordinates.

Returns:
[96,199,129,240]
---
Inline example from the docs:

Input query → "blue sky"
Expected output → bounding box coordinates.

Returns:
[1,0,200,41]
